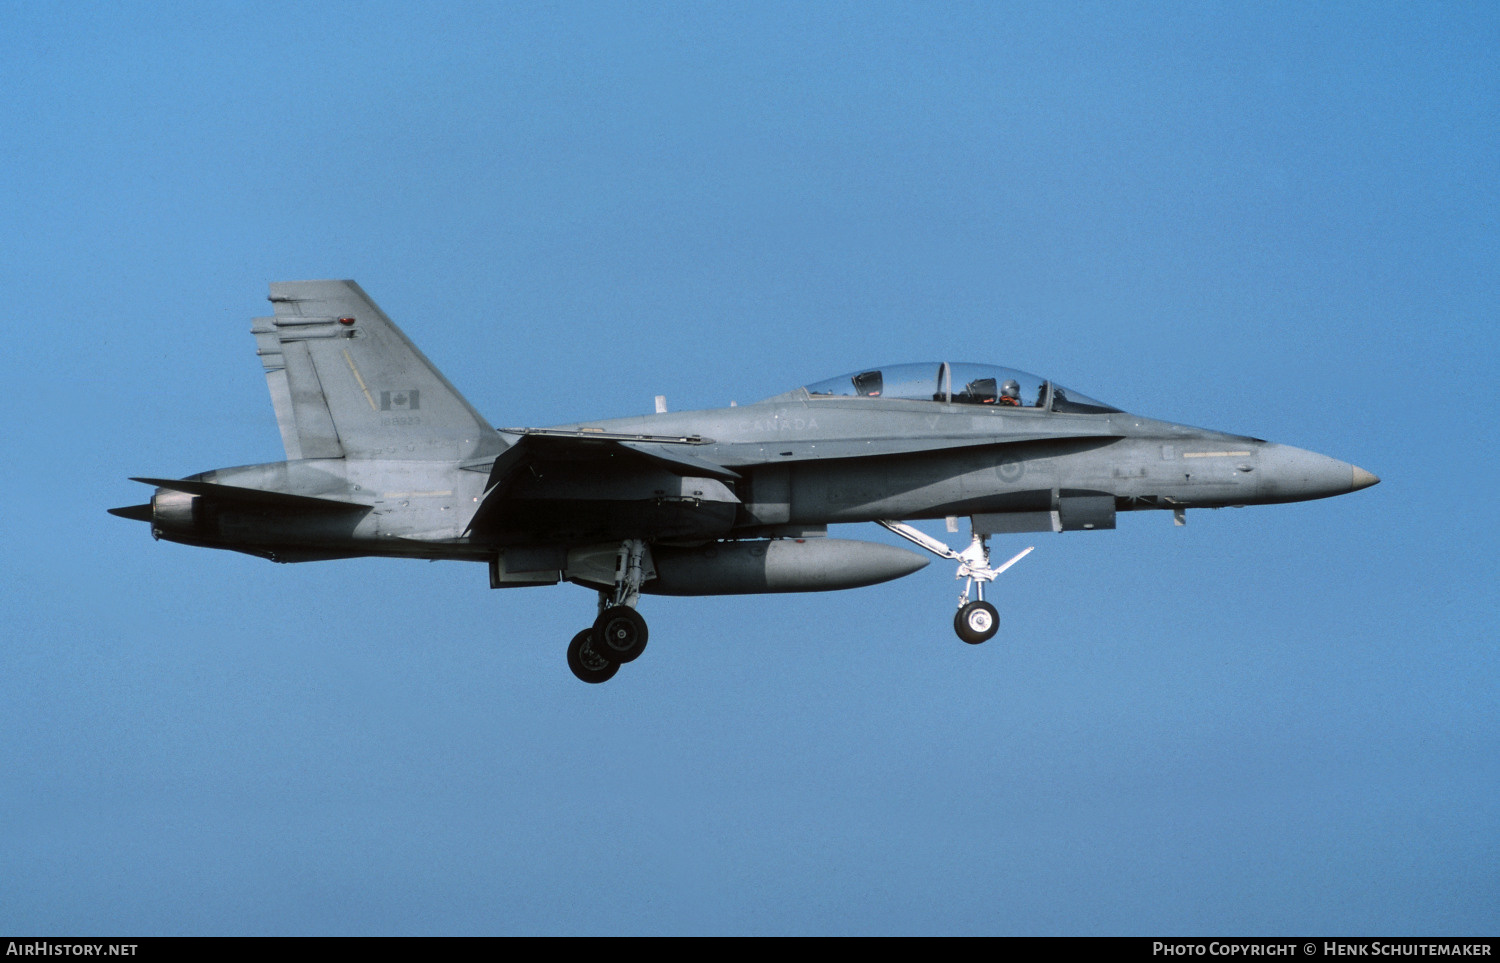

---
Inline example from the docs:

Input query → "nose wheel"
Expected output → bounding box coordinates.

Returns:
[955,600,1000,644]
[878,519,1032,646]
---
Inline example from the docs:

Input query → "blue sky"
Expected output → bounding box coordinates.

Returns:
[2,1,1495,935]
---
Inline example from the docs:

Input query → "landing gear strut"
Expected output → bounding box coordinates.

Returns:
[878,520,1033,646]
[566,539,651,684]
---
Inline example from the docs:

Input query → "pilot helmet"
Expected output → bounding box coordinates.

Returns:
[1001,379,1020,399]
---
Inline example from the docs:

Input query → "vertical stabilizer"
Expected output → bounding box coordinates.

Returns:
[251,280,503,461]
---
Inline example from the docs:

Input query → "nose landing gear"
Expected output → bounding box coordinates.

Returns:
[878,520,1033,645]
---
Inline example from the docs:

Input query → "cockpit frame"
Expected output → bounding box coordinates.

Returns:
[795,361,1121,415]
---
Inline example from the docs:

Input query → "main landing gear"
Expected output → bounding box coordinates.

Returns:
[878,520,1033,646]
[567,539,650,684]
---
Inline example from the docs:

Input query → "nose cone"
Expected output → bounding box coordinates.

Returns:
[1256,445,1379,504]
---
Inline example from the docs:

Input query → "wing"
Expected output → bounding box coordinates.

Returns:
[465,432,741,545]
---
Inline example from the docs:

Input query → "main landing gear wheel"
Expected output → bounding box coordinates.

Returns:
[567,629,619,684]
[592,605,649,664]
[954,600,1000,645]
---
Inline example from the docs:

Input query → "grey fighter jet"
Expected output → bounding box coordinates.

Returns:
[111,281,1379,683]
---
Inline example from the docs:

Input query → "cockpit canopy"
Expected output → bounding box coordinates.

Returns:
[800,362,1121,414]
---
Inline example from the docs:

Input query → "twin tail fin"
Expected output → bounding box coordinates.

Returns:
[252,280,503,461]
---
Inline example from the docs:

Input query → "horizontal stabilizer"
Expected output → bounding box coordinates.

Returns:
[130,478,368,514]
[108,503,153,522]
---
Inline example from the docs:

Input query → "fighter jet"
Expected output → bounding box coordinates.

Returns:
[111,281,1379,682]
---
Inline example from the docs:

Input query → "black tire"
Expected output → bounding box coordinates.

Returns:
[591,605,649,664]
[567,629,619,683]
[954,600,1000,644]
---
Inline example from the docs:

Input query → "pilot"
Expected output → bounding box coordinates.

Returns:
[998,379,1022,406]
